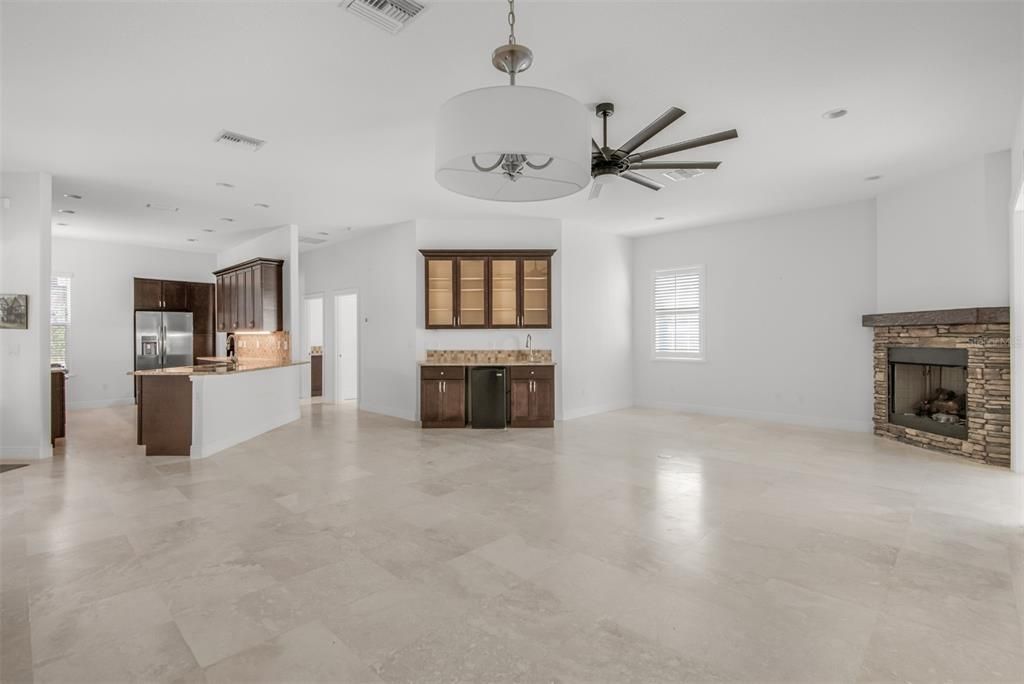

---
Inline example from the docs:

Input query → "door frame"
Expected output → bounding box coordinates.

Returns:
[332,289,360,406]
[301,293,325,400]
[1010,181,1023,474]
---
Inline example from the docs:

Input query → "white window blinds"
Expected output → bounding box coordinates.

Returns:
[50,275,71,367]
[653,266,704,359]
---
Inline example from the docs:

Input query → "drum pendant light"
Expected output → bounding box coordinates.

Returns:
[435,0,590,202]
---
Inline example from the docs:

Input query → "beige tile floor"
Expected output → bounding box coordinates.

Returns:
[2,402,1023,683]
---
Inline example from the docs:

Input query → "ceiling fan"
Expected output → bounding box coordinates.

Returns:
[589,102,738,199]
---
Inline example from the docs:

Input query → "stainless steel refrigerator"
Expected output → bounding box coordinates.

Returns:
[135,311,193,371]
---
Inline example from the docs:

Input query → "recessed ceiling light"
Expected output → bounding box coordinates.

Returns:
[202,228,215,233]
[317,231,330,236]
[254,203,270,209]
[186,238,198,242]
[865,175,883,181]
[215,182,235,189]
[63,193,82,200]
[146,203,179,212]
[219,217,235,222]
[58,209,76,214]
[822,108,848,120]
[55,222,68,227]
[654,216,665,221]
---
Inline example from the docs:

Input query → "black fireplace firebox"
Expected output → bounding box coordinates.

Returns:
[888,347,969,439]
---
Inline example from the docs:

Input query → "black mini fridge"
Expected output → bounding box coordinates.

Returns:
[470,367,506,429]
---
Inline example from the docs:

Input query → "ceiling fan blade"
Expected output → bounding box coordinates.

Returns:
[620,171,664,191]
[592,139,609,161]
[588,181,603,200]
[616,107,685,156]
[629,129,738,162]
[629,161,722,170]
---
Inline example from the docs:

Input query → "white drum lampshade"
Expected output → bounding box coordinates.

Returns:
[435,85,591,202]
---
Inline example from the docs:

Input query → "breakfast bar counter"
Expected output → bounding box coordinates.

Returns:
[131,361,307,458]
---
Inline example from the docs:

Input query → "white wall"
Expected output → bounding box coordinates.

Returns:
[217,224,300,360]
[561,224,632,419]
[300,222,417,419]
[632,200,877,432]
[51,237,216,409]
[0,172,52,458]
[877,150,1011,312]
[306,298,323,349]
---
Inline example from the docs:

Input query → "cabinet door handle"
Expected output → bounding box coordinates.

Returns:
[438,380,442,394]
[442,380,446,393]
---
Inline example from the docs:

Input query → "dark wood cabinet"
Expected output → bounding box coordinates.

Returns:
[420,366,466,428]
[133,278,163,310]
[50,370,66,445]
[134,278,196,312]
[162,281,189,311]
[420,250,553,330]
[311,355,323,397]
[509,366,554,427]
[214,258,284,333]
[189,283,214,334]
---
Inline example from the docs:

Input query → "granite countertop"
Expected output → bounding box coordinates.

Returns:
[129,360,309,377]
[418,361,556,367]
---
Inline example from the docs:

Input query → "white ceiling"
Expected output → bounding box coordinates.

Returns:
[2,1,1020,252]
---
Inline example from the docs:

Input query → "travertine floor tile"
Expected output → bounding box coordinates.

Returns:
[1,402,1021,683]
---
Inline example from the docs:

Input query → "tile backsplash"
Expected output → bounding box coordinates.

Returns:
[425,349,553,364]
[235,331,291,364]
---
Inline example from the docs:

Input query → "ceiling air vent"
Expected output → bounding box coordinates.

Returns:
[662,169,707,182]
[342,0,424,34]
[298,236,328,245]
[214,130,266,152]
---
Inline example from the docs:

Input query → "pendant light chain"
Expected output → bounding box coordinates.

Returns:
[507,0,516,45]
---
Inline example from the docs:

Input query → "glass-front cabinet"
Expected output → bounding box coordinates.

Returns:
[521,259,550,328]
[490,258,519,327]
[421,250,553,329]
[426,258,454,327]
[456,258,487,327]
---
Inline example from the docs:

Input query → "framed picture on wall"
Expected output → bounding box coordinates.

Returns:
[0,294,28,329]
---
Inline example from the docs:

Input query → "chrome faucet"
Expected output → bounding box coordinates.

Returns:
[525,333,533,361]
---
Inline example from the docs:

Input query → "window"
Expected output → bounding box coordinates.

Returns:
[50,274,71,368]
[653,266,704,360]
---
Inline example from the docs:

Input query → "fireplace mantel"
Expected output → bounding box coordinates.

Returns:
[862,307,1009,328]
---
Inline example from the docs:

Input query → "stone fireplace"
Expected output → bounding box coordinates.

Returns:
[862,308,1011,467]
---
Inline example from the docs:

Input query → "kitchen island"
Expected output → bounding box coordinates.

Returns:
[131,361,307,458]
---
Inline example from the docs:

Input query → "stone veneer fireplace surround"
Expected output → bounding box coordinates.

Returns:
[863,308,1011,467]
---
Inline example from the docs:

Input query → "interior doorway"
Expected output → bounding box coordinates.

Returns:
[303,295,324,401]
[334,292,358,402]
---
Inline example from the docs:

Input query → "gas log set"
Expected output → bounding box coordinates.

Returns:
[916,387,965,424]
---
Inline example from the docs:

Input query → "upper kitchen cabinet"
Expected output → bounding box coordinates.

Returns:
[420,249,554,329]
[425,258,455,328]
[456,257,487,328]
[213,258,284,332]
[134,278,190,311]
[521,258,551,328]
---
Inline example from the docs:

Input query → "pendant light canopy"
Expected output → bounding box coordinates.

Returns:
[435,0,590,202]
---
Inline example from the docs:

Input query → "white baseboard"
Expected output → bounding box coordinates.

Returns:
[634,400,873,433]
[0,444,52,460]
[562,401,635,421]
[357,403,416,422]
[68,397,134,411]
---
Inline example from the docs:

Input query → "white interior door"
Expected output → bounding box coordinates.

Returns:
[335,293,358,401]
